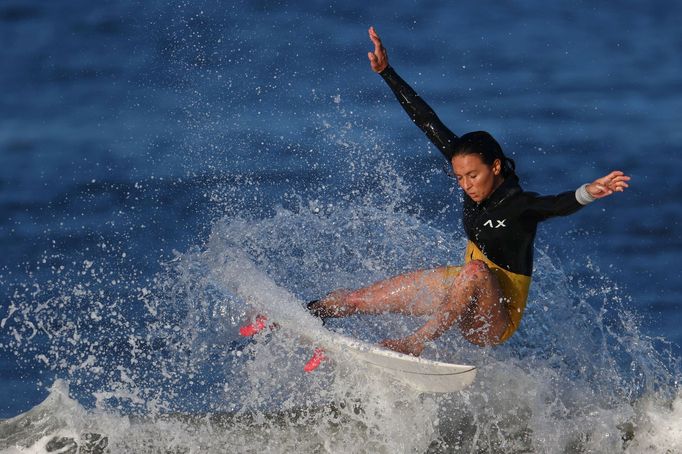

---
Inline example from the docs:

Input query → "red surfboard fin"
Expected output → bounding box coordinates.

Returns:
[303,348,326,372]
[239,314,269,337]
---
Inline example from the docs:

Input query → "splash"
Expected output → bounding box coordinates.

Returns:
[1,202,681,452]
[1,107,680,451]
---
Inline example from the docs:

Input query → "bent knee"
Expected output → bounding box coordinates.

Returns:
[460,260,491,281]
[465,259,488,272]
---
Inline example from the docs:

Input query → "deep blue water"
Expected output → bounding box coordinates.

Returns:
[1,1,681,452]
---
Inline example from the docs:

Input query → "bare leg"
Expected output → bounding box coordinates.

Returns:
[312,260,511,355]
[381,260,511,355]
[311,266,460,318]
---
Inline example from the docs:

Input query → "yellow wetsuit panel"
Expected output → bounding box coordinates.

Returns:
[463,241,531,342]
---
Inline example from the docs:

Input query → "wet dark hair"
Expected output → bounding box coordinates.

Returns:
[452,131,516,179]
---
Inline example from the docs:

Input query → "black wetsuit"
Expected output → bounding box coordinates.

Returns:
[379,66,584,278]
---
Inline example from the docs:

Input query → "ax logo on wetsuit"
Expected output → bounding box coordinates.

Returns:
[483,219,507,228]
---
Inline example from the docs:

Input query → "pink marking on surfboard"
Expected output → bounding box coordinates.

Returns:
[238,314,268,337]
[304,348,326,372]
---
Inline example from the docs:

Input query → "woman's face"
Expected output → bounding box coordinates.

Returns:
[451,154,503,203]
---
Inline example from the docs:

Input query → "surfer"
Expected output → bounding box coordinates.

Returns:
[307,27,630,357]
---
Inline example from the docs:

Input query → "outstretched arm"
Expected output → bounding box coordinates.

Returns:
[368,26,459,160]
[528,170,632,221]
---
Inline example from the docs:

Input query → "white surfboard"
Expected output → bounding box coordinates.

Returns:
[216,249,476,393]
[314,330,476,393]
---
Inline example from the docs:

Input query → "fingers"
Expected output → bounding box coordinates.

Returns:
[369,25,380,43]
[367,25,388,73]
[599,170,626,183]
[369,26,385,54]
[369,26,383,55]
[597,170,631,192]
[602,170,629,181]
[589,170,632,198]
[611,176,630,192]
[601,179,629,192]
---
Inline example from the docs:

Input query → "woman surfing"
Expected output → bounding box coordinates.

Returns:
[306,27,630,357]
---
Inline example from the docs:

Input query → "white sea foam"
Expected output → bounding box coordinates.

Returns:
[1,203,680,453]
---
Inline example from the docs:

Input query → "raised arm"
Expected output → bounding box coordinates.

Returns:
[368,27,458,160]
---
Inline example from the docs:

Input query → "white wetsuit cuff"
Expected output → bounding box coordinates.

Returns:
[575,183,596,205]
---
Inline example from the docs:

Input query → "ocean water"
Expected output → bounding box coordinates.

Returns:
[1,0,681,452]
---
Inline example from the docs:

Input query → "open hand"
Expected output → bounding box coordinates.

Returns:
[380,335,424,357]
[367,26,389,73]
[586,170,631,199]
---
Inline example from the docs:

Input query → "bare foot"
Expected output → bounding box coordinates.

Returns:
[307,289,355,318]
[379,336,425,357]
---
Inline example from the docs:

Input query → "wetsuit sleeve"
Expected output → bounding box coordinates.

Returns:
[379,66,459,160]
[525,191,584,221]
